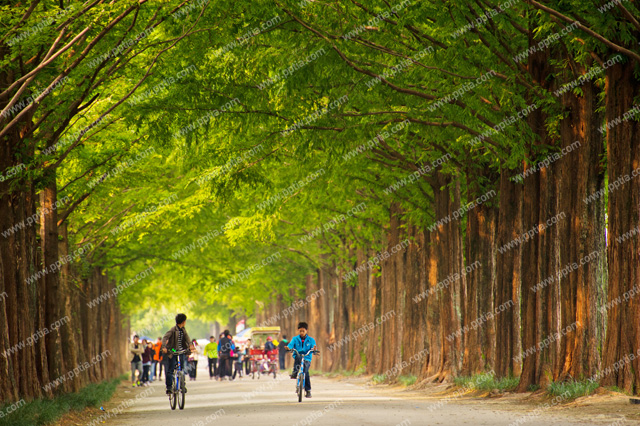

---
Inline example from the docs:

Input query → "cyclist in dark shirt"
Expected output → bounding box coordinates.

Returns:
[161,313,195,395]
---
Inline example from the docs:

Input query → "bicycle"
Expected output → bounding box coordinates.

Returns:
[286,348,319,402]
[169,349,187,410]
[265,350,278,379]
[250,357,260,379]
[249,348,262,379]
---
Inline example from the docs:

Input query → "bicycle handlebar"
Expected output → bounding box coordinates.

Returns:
[171,349,189,354]
[286,348,320,356]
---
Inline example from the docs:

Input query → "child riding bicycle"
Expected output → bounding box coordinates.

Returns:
[287,322,316,398]
[161,313,195,395]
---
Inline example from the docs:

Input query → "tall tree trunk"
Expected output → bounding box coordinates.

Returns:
[0,134,22,402]
[517,44,557,391]
[348,248,368,372]
[318,270,333,371]
[494,169,522,378]
[518,159,541,391]
[40,176,64,390]
[555,73,605,382]
[364,248,382,375]
[424,229,441,379]
[380,204,403,377]
[537,156,559,387]
[58,223,82,392]
[430,170,462,382]
[463,166,497,375]
[404,224,426,376]
[601,59,640,393]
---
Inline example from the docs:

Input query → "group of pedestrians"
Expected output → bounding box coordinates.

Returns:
[131,314,318,399]
[204,330,243,380]
[129,335,164,387]
[129,327,240,386]
[191,330,291,381]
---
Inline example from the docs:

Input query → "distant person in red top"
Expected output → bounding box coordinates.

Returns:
[141,340,154,386]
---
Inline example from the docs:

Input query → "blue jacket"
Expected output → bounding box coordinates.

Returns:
[287,334,316,362]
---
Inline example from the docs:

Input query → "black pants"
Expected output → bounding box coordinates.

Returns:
[218,355,231,378]
[244,357,250,375]
[165,354,186,390]
[292,359,311,391]
[208,358,218,377]
[279,356,286,370]
[142,364,150,383]
[158,358,164,378]
[188,360,198,379]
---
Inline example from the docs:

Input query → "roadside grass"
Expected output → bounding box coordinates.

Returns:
[313,367,607,401]
[547,380,599,399]
[372,374,386,384]
[0,375,125,426]
[310,365,366,379]
[398,375,417,386]
[342,366,366,377]
[313,368,609,402]
[370,374,416,386]
[309,369,350,378]
[605,385,628,395]
[453,373,519,392]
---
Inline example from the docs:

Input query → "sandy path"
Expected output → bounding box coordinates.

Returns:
[89,364,635,426]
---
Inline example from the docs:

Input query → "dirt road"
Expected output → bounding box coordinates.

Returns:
[88,367,635,426]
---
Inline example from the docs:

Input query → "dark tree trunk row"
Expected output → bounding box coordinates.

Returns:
[260,102,628,391]
[258,66,615,385]
[0,131,128,403]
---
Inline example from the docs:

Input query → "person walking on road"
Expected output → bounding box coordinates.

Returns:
[218,330,234,380]
[278,335,288,370]
[130,335,144,387]
[231,345,244,380]
[141,339,154,385]
[244,339,253,375]
[205,335,218,380]
[188,338,199,380]
[152,337,162,381]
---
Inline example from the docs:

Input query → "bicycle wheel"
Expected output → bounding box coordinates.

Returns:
[297,374,303,402]
[170,373,177,410]
[178,372,186,410]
